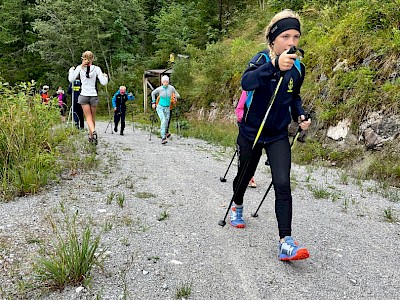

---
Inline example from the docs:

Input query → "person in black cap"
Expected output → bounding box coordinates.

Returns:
[228,9,311,261]
[67,79,84,129]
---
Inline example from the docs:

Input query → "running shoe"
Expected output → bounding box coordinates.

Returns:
[248,177,257,188]
[229,205,246,228]
[92,131,98,145]
[278,236,310,261]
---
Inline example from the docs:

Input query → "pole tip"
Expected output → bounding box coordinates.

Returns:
[251,213,258,218]
[219,177,227,182]
[218,220,226,227]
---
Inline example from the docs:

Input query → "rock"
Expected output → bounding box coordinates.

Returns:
[333,59,349,72]
[359,111,400,149]
[327,119,351,141]
[170,259,183,265]
[363,128,383,149]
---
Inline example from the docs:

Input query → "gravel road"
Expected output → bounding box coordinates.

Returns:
[1,121,399,300]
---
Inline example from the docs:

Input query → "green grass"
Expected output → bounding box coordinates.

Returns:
[33,212,104,291]
[116,192,125,208]
[175,282,192,299]
[135,191,157,199]
[106,192,115,205]
[310,185,331,199]
[383,207,397,223]
[157,210,169,221]
[0,81,98,201]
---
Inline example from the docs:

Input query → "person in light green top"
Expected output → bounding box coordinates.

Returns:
[151,75,180,144]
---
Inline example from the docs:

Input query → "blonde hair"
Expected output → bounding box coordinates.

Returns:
[119,86,126,92]
[81,51,95,67]
[265,9,301,59]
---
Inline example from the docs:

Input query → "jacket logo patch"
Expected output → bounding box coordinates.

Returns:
[287,78,294,93]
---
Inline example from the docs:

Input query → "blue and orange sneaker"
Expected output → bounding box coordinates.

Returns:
[229,205,246,228]
[278,236,310,261]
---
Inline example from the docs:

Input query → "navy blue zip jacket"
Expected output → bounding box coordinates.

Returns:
[240,49,305,144]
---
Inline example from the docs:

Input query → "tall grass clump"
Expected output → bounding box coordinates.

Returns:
[0,81,60,200]
[34,212,103,291]
[184,119,237,148]
[0,81,94,201]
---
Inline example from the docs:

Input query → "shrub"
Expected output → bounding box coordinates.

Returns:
[0,81,60,200]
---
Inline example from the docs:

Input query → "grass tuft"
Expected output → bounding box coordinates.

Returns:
[33,212,104,291]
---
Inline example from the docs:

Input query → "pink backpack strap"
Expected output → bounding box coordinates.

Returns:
[235,90,247,123]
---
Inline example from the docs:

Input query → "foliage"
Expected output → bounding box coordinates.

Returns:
[366,140,400,186]
[152,2,198,61]
[0,0,49,83]
[0,81,98,201]
[172,38,262,109]
[34,212,103,290]
[26,0,148,88]
[300,0,400,124]
[0,81,60,200]
[183,119,237,148]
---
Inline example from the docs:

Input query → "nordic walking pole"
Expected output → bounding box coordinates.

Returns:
[218,46,300,227]
[104,83,113,133]
[149,117,152,140]
[132,109,135,131]
[251,117,309,218]
[105,113,114,133]
[71,81,75,127]
[149,110,156,140]
[220,150,238,182]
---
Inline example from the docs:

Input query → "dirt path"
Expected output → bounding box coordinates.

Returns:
[1,121,399,299]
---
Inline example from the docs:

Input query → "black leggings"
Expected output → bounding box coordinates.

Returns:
[73,101,84,129]
[114,110,126,132]
[233,133,292,238]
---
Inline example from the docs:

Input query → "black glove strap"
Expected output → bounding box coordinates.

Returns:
[274,55,280,72]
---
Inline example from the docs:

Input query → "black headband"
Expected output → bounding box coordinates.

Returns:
[267,17,301,43]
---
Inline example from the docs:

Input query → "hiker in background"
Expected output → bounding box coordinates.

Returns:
[53,86,67,123]
[151,75,180,144]
[169,52,175,67]
[40,85,50,105]
[68,50,108,144]
[112,85,134,136]
[229,9,311,261]
[67,79,84,129]
[236,90,257,188]
[165,92,179,140]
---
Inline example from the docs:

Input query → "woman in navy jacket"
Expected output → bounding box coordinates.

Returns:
[230,9,311,261]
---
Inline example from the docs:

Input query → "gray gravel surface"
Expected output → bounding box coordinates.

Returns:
[0,121,399,300]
